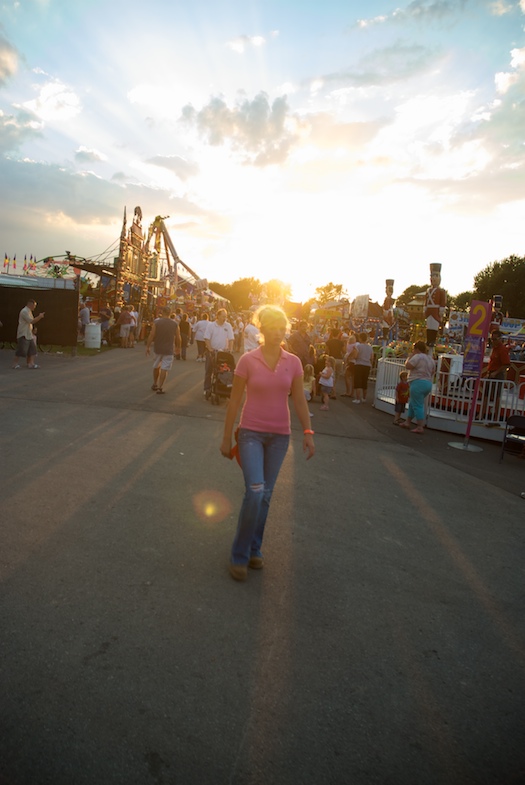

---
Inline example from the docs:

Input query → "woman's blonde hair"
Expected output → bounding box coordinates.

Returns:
[255,305,290,331]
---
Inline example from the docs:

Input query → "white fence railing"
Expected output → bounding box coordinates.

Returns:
[374,358,525,432]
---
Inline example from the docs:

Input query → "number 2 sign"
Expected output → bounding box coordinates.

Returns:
[468,301,492,338]
[463,301,492,378]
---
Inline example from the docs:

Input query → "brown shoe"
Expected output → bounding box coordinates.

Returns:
[248,556,264,570]
[228,563,248,581]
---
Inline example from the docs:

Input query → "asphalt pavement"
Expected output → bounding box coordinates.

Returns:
[1,343,524,785]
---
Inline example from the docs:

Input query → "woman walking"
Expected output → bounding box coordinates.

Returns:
[399,341,436,433]
[220,305,315,581]
[179,313,191,360]
[352,332,374,404]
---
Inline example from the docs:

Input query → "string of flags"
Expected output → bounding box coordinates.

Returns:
[3,254,38,273]
[2,254,73,277]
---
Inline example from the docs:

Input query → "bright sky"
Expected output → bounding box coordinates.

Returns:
[1,0,524,303]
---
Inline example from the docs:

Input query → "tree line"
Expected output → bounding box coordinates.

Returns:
[210,255,525,319]
[394,255,525,318]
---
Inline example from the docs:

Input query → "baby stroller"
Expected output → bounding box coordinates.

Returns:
[207,350,236,404]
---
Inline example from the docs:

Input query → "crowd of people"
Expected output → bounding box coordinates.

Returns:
[72,302,440,423]
[75,303,515,438]
[7,297,521,579]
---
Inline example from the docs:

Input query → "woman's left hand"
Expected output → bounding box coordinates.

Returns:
[220,437,232,458]
[303,434,315,460]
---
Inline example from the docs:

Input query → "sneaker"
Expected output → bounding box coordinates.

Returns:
[248,556,264,569]
[12,365,21,369]
[28,365,40,369]
[352,399,360,404]
[228,563,248,581]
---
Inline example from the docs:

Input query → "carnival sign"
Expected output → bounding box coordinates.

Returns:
[462,301,492,378]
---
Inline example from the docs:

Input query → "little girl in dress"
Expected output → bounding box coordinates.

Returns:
[303,363,315,416]
[319,356,334,410]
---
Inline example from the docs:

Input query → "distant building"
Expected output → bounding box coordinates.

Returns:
[407,292,426,321]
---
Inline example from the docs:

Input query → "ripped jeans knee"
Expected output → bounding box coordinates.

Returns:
[230,430,290,565]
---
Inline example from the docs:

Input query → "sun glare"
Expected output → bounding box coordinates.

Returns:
[192,490,232,525]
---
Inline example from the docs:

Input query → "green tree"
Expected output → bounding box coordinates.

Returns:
[264,279,292,304]
[314,282,344,305]
[449,291,474,311]
[230,278,263,310]
[208,281,232,301]
[208,277,263,311]
[473,255,525,318]
[394,284,427,311]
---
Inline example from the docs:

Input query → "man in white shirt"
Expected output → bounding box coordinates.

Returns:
[129,306,139,347]
[203,308,234,395]
[243,315,261,352]
[13,299,45,369]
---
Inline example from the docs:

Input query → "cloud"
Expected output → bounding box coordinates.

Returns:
[494,46,525,96]
[0,108,41,153]
[0,32,19,86]
[0,156,225,257]
[319,42,442,88]
[307,113,390,149]
[180,89,393,166]
[181,92,297,166]
[21,79,81,123]
[145,154,199,180]
[405,164,524,213]
[356,0,467,28]
[111,171,137,183]
[489,0,514,14]
[75,146,107,164]
[402,47,525,211]
[226,35,266,54]
[480,47,525,163]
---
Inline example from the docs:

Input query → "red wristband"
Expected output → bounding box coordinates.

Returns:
[304,429,315,435]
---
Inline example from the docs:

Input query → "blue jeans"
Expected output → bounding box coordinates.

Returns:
[230,429,290,565]
[407,379,432,421]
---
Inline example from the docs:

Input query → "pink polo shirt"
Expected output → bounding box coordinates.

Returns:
[235,347,303,434]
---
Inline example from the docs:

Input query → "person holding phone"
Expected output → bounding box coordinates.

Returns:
[12,299,44,369]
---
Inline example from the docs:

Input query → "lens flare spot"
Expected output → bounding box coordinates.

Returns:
[193,490,232,525]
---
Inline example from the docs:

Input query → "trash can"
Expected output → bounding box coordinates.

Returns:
[84,322,101,349]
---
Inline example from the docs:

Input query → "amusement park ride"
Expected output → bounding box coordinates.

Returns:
[1,205,214,315]
[86,206,211,313]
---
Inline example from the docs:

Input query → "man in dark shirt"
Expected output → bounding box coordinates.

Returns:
[145,307,181,394]
[98,302,113,345]
[325,328,345,392]
[288,321,313,367]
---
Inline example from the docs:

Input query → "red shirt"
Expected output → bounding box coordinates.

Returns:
[487,342,510,375]
[396,380,410,404]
